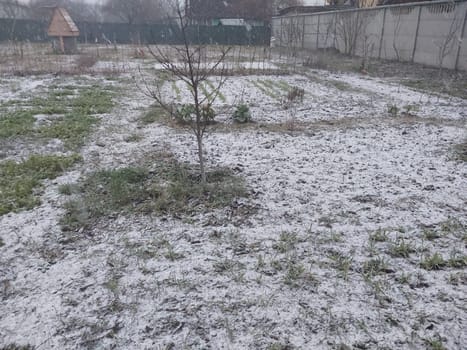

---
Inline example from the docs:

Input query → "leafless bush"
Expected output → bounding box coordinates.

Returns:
[287,86,305,104]
[335,11,369,56]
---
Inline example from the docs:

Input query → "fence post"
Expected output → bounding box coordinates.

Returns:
[280,17,283,58]
[333,12,338,50]
[302,16,306,48]
[316,15,320,49]
[378,7,387,59]
[411,6,422,62]
[455,6,467,70]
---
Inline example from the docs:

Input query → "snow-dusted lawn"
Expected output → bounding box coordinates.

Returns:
[0,61,466,350]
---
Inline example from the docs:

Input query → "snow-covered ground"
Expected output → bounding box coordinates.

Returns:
[1,61,466,349]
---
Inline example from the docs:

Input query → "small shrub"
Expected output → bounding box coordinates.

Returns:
[286,86,304,103]
[232,104,252,123]
[175,103,215,126]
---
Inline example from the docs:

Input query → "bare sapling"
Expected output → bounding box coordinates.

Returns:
[142,3,231,184]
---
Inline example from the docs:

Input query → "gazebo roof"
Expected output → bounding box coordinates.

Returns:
[47,7,79,37]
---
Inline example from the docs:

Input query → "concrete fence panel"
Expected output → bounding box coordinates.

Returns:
[380,6,420,61]
[272,0,467,70]
[317,13,336,49]
[304,15,320,49]
[414,2,466,68]
[355,9,384,58]
[457,8,467,70]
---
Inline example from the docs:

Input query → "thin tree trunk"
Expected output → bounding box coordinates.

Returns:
[196,133,206,184]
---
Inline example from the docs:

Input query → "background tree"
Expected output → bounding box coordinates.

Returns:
[103,0,169,25]
[29,0,103,22]
[1,0,20,41]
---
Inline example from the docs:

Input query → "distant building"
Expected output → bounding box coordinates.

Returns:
[188,0,269,26]
[47,7,79,54]
[278,5,353,16]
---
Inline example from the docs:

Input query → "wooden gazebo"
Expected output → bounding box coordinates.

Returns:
[47,7,79,54]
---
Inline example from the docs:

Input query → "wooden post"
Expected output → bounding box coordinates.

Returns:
[59,36,65,54]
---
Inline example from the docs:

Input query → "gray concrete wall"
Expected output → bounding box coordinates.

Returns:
[272,0,467,70]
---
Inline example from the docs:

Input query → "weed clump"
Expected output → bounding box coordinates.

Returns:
[420,253,447,270]
[0,154,82,215]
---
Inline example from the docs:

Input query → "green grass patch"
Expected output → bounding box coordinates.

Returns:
[0,111,36,138]
[0,154,82,215]
[250,80,278,100]
[401,79,467,99]
[328,79,353,91]
[273,80,292,92]
[60,158,248,231]
[39,113,99,149]
[0,85,115,149]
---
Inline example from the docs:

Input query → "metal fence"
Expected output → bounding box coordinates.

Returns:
[0,18,271,46]
[272,0,467,70]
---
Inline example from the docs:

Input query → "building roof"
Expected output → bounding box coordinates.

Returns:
[47,7,79,37]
